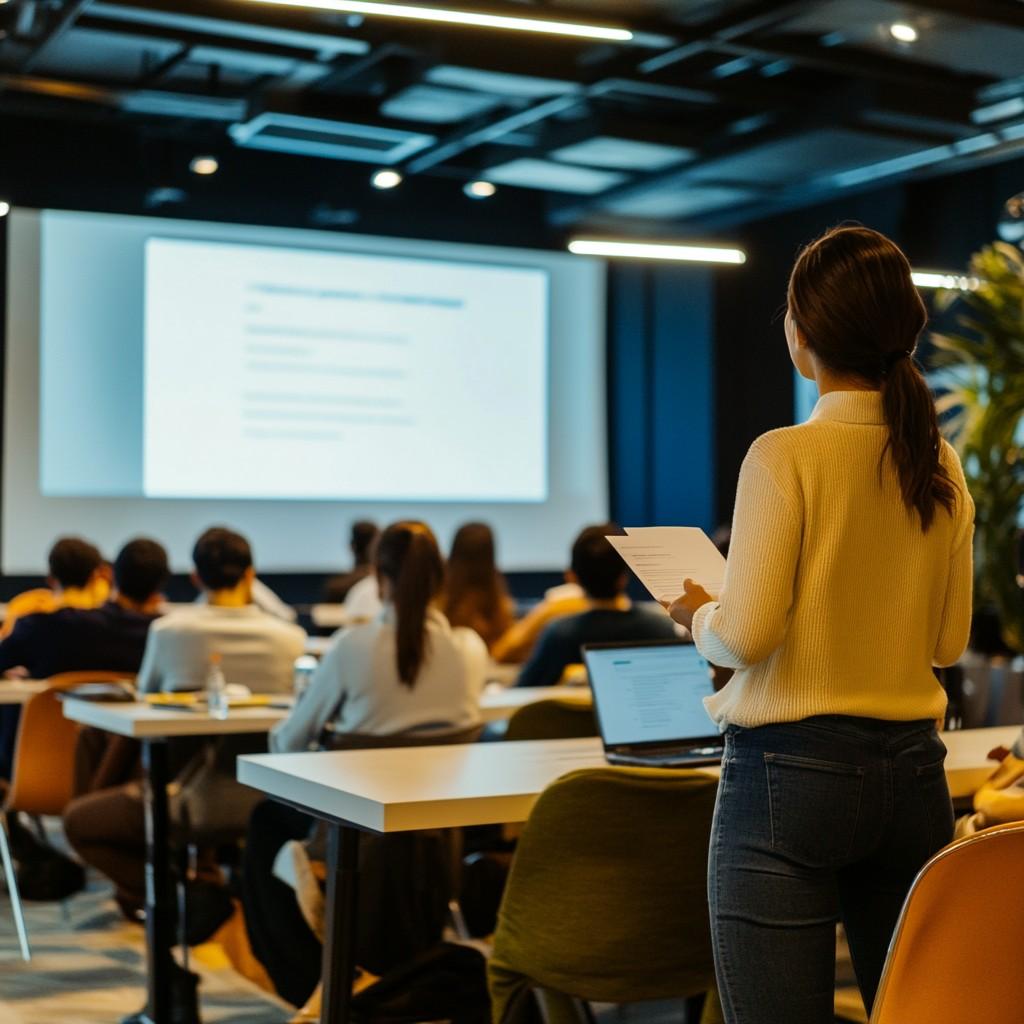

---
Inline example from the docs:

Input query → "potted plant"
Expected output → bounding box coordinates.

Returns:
[929,242,1024,723]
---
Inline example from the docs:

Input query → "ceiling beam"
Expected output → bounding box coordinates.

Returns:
[18,0,94,73]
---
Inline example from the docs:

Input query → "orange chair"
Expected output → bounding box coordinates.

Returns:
[0,671,133,959]
[870,822,1024,1023]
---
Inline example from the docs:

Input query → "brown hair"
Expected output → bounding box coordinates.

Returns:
[375,521,445,687]
[440,522,513,649]
[788,225,957,530]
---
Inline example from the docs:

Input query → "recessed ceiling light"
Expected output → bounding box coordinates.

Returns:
[189,155,219,175]
[371,169,403,189]
[0,201,10,218]
[890,23,918,43]
[464,180,496,199]
[241,0,633,42]
[568,239,746,265]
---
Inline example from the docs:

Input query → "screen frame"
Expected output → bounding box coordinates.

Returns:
[1,206,609,574]
[583,638,720,751]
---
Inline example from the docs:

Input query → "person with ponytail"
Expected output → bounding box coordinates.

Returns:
[666,226,974,1024]
[247,522,488,1007]
[272,520,487,752]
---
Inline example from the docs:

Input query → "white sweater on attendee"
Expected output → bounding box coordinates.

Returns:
[270,606,488,753]
[136,604,306,694]
[693,390,974,729]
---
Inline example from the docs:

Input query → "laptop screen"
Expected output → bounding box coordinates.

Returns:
[584,641,717,748]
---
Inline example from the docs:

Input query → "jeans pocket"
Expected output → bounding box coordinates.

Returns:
[765,752,865,866]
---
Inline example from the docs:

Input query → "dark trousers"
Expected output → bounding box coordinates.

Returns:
[64,781,147,909]
[709,715,954,1024]
[241,799,322,1008]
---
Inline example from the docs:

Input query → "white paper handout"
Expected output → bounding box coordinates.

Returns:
[606,527,727,605]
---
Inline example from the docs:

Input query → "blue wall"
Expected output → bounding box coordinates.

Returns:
[608,263,715,532]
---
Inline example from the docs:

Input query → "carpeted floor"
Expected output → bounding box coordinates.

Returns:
[0,880,292,1024]
[1,870,867,1024]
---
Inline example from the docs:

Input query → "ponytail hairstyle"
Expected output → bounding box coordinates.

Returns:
[788,225,957,531]
[375,521,445,687]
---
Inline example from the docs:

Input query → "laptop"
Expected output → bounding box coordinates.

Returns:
[583,639,723,768]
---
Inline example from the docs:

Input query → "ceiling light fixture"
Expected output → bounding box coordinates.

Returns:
[568,239,746,265]
[371,168,403,189]
[889,22,918,43]
[911,270,979,291]
[0,201,10,218]
[241,0,633,41]
[189,154,219,175]
[464,180,497,199]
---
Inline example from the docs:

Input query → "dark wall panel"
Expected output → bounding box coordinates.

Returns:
[608,263,715,532]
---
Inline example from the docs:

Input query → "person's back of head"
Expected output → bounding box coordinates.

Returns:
[446,521,503,593]
[375,521,445,687]
[787,224,957,531]
[114,538,170,607]
[570,524,627,601]
[442,522,510,638]
[192,527,254,596]
[48,536,103,591]
[350,520,379,567]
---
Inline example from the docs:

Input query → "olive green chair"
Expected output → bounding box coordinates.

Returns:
[504,698,597,742]
[489,765,723,1024]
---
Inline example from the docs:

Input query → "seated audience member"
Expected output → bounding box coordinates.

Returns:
[492,525,627,664]
[1,536,109,639]
[64,529,305,1000]
[0,537,168,801]
[136,526,305,694]
[516,524,677,688]
[322,520,379,603]
[243,521,487,1007]
[0,538,167,680]
[439,522,515,652]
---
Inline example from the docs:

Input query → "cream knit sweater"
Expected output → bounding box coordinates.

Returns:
[693,390,974,729]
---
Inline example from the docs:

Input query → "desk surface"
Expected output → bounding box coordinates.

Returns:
[0,679,47,705]
[63,699,289,738]
[238,725,1022,835]
[60,684,589,736]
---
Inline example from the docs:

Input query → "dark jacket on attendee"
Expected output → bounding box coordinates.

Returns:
[516,606,678,688]
[0,602,158,679]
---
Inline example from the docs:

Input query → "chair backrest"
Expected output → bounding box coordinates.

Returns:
[871,822,1024,1024]
[489,766,718,1020]
[6,671,134,815]
[504,698,597,742]
[323,721,485,751]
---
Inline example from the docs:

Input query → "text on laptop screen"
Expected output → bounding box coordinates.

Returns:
[587,644,715,746]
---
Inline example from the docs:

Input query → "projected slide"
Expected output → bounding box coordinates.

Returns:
[143,238,548,501]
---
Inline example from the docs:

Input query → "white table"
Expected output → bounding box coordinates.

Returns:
[238,725,1018,1024]
[62,699,286,1024]
[61,686,588,734]
[57,685,587,1023]
[304,635,335,657]
[0,679,47,705]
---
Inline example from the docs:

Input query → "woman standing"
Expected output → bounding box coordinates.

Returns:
[668,226,974,1024]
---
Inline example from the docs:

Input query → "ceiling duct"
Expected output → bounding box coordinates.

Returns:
[229,111,435,162]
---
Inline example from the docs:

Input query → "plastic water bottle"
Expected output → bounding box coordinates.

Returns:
[206,653,229,720]
[293,655,317,701]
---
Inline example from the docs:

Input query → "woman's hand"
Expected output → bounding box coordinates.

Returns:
[662,579,715,632]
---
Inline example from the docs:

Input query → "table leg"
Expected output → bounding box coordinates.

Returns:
[320,823,361,1024]
[142,739,176,1024]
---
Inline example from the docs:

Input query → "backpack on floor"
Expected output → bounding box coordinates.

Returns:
[351,941,491,1024]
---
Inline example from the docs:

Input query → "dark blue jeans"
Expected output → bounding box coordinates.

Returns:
[709,716,953,1024]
